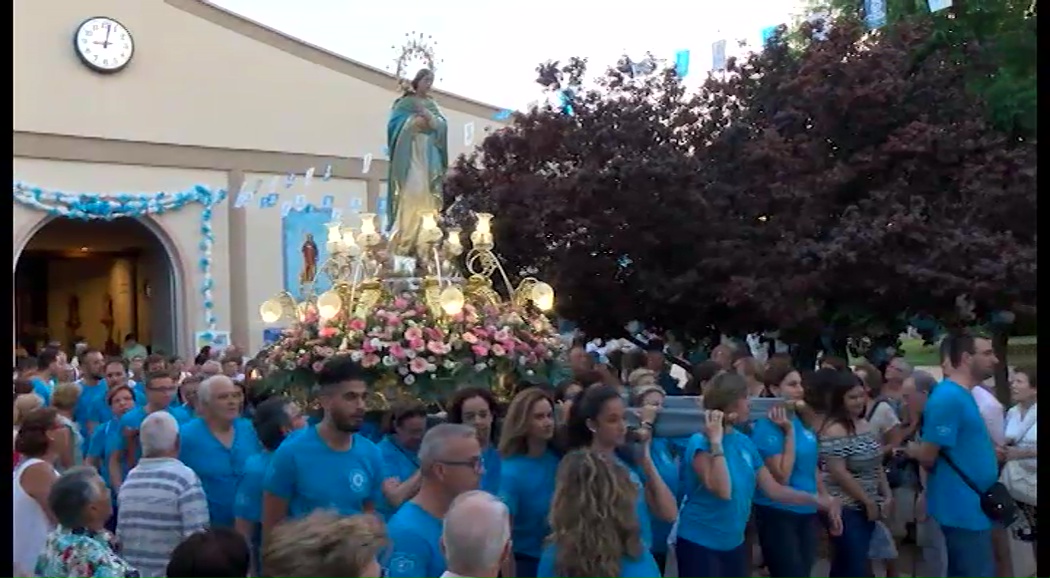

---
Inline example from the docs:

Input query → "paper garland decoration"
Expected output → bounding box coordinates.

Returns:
[711,39,727,71]
[12,181,226,335]
[865,0,888,28]
[761,25,778,45]
[674,50,691,77]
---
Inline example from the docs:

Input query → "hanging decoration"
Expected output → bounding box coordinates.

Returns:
[12,181,227,336]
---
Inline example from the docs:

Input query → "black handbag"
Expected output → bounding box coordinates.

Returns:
[939,450,1020,527]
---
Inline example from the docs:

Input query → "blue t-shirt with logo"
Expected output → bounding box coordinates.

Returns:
[499,449,560,559]
[377,436,420,518]
[480,444,502,495]
[537,545,661,578]
[180,417,261,528]
[385,502,446,578]
[73,379,107,448]
[613,453,653,550]
[29,376,52,406]
[678,429,764,551]
[750,413,819,514]
[264,426,385,519]
[922,379,1000,531]
[115,405,193,458]
[647,438,680,553]
[86,419,126,492]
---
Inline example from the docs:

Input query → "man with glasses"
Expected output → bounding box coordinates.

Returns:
[386,423,482,578]
[115,370,191,472]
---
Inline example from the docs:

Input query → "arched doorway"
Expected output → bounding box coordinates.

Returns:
[14,217,180,358]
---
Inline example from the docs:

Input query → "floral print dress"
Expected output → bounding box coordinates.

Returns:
[34,526,138,578]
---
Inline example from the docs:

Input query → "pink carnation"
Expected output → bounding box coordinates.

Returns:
[472,344,490,357]
[410,357,429,374]
[389,344,407,359]
[318,326,338,338]
[348,318,366,331]
[426,340,447,355]
[462,332,478,344]
[393,297,410,310]
[491,344,507,357]
[361,353,381,368]
[404,327,423,341]
[409,338,426,351]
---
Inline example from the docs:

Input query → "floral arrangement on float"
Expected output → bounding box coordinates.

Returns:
[255,212,564,405]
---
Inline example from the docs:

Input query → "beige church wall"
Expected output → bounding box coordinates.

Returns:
[233,173,368,353]
[13,159,231,357]
[13,0,504,162]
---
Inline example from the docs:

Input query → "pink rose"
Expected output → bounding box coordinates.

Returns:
[474,328,489,339]
[394,297,410,310]
[409,338,426,351]
[312,361,325,372]
[348,318,366,331]
[362,341,376,354]
[361,353,381,368]
[389,344,407,359]
[500,340,516,353]
[385,314,401,326]
[493,329,510,342]
[318,326,338,338]
[472,344,490,357]
[491,344,506,357]
[410,357,429,374]
[462,332,478,344]
[426,340,446,355]
[404,327,423,341]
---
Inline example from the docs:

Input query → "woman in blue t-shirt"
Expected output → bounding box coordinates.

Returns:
[448,388,503,495]
[749,364,830,577]
[564,385,678,550]
[376,402,428,518]
[497,387,560,578]
[676,372,843,578]
[537,449,661,578]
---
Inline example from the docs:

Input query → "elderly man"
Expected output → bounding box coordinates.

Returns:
[179,374,260,529]
[34,467,137,578]
[386,423,482,578]
[118,412,209,578]
[199,359,223,379]
[900,370,948,578]
[440,491,511,578]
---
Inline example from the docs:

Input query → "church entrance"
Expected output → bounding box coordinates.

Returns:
[15,217,180,358]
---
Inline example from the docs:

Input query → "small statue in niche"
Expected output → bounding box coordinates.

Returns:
[65,295,82,333]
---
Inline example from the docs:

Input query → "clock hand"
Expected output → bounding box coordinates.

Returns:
[102,24,112,48]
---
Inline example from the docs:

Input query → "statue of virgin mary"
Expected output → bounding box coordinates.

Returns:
[385,67,449,259]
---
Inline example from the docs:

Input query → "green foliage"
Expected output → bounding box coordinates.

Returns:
[797,0,1037,136]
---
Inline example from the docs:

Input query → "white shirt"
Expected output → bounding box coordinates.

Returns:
[972,385,1006,446]
[13,458,57,576]
[439,572,471,578]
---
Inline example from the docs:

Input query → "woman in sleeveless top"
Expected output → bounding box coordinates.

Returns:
[13,407,62,576]
[813,369,891,578]
[52,382,85,471]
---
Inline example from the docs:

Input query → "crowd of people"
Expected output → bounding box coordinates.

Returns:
[11,331,1037,577]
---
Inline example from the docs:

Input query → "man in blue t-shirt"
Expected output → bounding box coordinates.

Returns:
[908,333,1000,578]
[29,347,62,405]
[385,423,482,578]
[262,358,386,540]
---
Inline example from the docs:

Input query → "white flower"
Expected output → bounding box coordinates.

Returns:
[443,360,456,370]
[398,366,409,376]
[404,374,416,385]
[383,356,398,367]
[526,369,535,376]
[406,350,417,359]
[474,363,487,372]
[350,351,364,362]
[426,363,437,373]
[369,338,383,348]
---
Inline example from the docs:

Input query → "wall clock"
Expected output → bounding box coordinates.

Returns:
[73,16,135,74]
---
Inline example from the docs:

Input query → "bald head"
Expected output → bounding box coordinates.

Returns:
[442,491,510,577]
[200,360,222,377]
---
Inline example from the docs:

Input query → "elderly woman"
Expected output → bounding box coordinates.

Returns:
[13,407,61,576]
[34,466,138,577]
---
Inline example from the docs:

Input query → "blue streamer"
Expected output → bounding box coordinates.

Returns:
[13,181,226,333]
[674,50,690,77]
[493,109,513,121]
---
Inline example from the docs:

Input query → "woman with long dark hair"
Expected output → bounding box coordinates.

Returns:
[810,368,891,578]
[565,385,677,550]
[447,387,502,494]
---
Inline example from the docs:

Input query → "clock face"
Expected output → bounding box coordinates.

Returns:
[73,17,134,73]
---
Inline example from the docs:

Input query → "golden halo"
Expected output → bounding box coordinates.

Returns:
[392,31,441,91]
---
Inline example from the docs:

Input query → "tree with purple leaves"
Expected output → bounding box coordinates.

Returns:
[443,18,1036,356]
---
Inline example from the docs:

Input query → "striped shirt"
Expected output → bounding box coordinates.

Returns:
[819,430,885,509]
[116,457,210,577]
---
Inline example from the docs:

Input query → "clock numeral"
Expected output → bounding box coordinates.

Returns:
[120,53,126,59]
[92,24,99,30]
[120,34,127,40]
[85,30,93,36]
[92,55,99,62]
[102,59,110,66]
